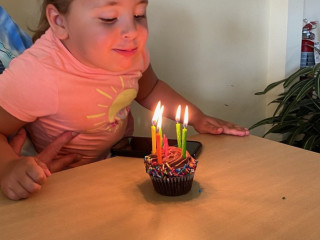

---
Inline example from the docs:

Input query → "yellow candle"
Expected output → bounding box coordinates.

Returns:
[175,105,182,148]
[182,106,188,158]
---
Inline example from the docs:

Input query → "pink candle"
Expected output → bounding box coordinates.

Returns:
[156,113,163,164]
[156,132,162,164]
[163,134,169,158]
[175,105,182,148]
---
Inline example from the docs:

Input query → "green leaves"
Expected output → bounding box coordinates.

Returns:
[249,116,280,130]
[315,68,320,98]
[283,67,313,88]
[251,60,320,153]
[303,135,320,150]
[255,79,285,95]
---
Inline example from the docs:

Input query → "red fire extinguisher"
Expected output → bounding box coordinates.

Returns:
[300,19,317,68]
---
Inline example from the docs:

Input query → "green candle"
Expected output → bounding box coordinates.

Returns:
[182,127,187,158]
[182,106,188,158]
[176,122,181,148]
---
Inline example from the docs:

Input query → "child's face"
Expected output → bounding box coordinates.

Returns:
[61,0,149,72]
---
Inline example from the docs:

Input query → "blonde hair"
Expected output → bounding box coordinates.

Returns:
[32,0,72,42]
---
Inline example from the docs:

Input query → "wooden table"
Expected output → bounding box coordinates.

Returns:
[1,134,320,240]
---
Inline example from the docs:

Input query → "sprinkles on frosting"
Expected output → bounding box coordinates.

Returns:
[144,146,197,178]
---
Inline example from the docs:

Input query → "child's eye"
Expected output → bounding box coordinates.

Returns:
[134,15,146,20]
[100,18,117,24]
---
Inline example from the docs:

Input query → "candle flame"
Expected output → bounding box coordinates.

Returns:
[175,105,181,122]
[160,105,164,116]
[157,105,164,130]
[183,106,188,127]
[152,101,161,125]
[157,108,163,131]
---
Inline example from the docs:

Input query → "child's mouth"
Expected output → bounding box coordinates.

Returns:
[114,48,138,57]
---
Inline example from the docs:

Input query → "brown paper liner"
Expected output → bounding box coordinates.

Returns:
[150,174,194,196]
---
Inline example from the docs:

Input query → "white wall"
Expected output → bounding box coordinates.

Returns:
[264,0,304,141]
[304,0,320,21]
[133,0,270,138]
[1,0,315,139]
[1,0,41,33]
[304,0,320,45]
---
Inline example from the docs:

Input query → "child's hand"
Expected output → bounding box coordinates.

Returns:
[0,156,50,200]
[193,114,249,137]
[2,131,81,200]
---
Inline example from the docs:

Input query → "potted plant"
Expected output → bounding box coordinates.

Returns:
[250,48,320,153]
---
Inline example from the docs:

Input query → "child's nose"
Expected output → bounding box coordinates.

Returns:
[121,18,138,39]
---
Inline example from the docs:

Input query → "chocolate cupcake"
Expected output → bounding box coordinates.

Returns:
[144,146,197,196]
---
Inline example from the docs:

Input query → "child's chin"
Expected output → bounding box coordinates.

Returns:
[99,56,137,72]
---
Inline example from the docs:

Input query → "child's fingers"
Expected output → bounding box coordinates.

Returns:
[206,117,250,136]
[207,126,223,135]
[1,187,20,201]
[26,158,49,185]
[34,157,51,177]
[0,157,48,201]
[223,126,250,136]
[37,131,78,166]
[19,175,42,194]
[49,154,82,172]
[2,181,30,200]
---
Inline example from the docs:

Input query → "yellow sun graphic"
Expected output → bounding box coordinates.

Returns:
[85,74,139,133]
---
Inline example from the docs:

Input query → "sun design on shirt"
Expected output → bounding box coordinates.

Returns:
[85,73,141,133]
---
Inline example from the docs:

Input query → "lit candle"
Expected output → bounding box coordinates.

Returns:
[156,114,163,164]
[151,101,161,154]
[175,105,182,148]
[182,106,188,158]
[151,125,156,155]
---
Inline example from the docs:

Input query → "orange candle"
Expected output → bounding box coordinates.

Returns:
[151,125,156,154]
[151,101,161,154]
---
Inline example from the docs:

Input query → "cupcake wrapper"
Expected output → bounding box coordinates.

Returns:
[150,174,194,196]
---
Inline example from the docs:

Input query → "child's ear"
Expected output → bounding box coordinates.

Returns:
[46,4,69,40]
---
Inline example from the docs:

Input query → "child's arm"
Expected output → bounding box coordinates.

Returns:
[136,65,249,136]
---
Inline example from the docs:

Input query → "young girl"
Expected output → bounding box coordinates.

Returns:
[0,0,249,200]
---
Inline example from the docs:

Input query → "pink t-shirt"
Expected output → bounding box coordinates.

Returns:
[0,28,150,163]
